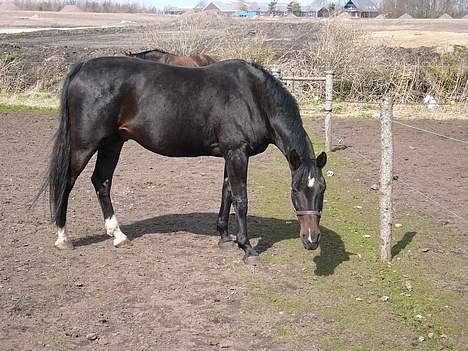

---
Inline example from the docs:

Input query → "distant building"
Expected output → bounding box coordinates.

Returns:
[201,1,380,18]
[203,2,238,16]
[343,0,379,17]
[303,0,334,17]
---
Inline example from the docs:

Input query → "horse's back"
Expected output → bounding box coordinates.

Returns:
[66,57,269,157]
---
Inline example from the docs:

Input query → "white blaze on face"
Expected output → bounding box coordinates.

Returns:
[308,227,313,243]
[308,173,316,188]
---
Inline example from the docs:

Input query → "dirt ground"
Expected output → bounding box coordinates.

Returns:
[0,111,312,351]
[1,111,466,350]
[309,118,468,248]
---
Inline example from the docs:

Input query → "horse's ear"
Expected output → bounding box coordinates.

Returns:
[289,149,302,170]
[317,152,327,169]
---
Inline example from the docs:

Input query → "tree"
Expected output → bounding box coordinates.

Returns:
[287,1,301,15]
[268,0,278,14]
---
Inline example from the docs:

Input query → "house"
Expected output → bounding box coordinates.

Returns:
[342,0,379,17]
[246,2,268,16]
[303,0,339,17]
[203,2,238,16]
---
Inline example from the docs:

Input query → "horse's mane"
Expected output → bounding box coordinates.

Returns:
[128,48,171,56]
[248,62,308,157]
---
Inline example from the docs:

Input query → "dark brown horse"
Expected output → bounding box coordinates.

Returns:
[39,57,327,265]
[125,48,217,67]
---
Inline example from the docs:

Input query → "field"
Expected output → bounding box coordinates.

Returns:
[0,9,467,351]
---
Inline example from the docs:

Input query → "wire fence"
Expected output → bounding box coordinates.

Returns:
[334,101,468,261]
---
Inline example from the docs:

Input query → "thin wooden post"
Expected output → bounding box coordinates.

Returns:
[380,96,393,263]
[324,70,333,152]
[271,66,281,80]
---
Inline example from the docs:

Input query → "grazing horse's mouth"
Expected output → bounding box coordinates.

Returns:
[302,235,320,250]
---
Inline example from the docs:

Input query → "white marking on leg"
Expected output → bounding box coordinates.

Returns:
[105,215,119,236]
[55,226,73,250]
[105,215,129,247]
[308,174,315,188]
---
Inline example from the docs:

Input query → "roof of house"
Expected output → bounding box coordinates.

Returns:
[203,1,238,12]
[344,0,378,11]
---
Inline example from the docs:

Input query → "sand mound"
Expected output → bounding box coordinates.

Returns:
[399,13,413,19]
[60,5,83,12]
[464,14,468,19]
[337,12,352,19]
[181,10,196,17]
[438,13,452,19]
[375,14,385,19]
[287,13,297,18]
[0,2,20,10]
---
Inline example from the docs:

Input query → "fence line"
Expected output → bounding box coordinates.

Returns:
[398,179,468,224]
[346,145,468,224]
[393,121,468,145]
[271,66,334,152]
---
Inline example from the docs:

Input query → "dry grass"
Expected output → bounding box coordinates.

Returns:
[0,90,59,110]
[0,54,26,92]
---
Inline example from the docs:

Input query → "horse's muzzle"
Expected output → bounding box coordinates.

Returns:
[298,216,321,250]
[302,233,320,250]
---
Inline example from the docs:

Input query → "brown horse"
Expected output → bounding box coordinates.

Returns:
[125,48,217,67]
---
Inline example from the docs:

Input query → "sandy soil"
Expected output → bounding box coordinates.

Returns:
[1,10,467,49]
[0,111,321,351]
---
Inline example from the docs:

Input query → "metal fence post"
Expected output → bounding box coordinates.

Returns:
[324,70,333,152]
[380,96,393,263]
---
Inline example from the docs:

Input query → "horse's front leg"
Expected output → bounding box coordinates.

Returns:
[216,164,236,248]
[224,149,259,265]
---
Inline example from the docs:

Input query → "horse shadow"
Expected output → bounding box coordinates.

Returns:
[74,212,350,276]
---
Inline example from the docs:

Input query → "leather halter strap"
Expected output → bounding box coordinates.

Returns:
[295,210,322,216]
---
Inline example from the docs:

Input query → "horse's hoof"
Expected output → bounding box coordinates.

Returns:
[55,239,74,250]
[243,255,261,266]
[218,239,237,249]
[114,237,132,248]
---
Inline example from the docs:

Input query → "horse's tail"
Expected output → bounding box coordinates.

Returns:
[33,62,84,222]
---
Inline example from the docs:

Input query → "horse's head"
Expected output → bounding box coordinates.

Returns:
[289,151,327,250]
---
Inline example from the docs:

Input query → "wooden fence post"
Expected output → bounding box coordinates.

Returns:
[380,96,393,263]
[271,66,281,80]
[324,70,333,152]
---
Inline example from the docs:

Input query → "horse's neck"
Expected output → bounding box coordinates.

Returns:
[271,118,315,163]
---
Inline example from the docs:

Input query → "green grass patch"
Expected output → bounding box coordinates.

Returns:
[0,103,58,113]
[0,91,59,112]
[246,125,467,350]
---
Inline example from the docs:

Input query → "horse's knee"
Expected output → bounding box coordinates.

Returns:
[92,175,110,196]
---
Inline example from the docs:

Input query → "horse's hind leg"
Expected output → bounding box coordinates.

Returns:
[216,164,236,248]
[55,147,96,250]
[91,138,130,247]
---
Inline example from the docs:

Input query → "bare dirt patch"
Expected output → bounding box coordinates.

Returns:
[0,111,320,351]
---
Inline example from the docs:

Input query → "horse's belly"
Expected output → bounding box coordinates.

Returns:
[123,128,221,157]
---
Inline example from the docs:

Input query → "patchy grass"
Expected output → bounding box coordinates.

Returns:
[247,120,467,350]
[300,101,468,120]
[0,91,59,112]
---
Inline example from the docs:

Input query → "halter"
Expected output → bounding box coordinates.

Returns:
[295,210,322,217]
